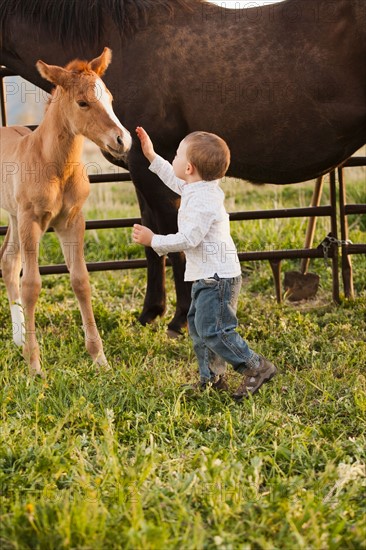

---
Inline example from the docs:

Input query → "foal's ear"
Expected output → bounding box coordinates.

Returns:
[88,47,112,77]
[36,60,70,87]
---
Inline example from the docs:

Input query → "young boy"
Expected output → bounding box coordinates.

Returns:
[132,127,277,400]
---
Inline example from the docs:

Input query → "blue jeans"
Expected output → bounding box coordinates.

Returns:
[187,275,260,382]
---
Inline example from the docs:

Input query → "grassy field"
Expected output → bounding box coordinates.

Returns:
[0,164,365,549]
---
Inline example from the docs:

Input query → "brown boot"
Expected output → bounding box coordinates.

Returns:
[211,375,229,392]
[232,356,277,401]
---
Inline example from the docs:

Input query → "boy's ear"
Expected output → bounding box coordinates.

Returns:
[185,162,194,175]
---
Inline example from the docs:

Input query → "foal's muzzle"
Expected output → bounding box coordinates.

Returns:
[107,129,132,158]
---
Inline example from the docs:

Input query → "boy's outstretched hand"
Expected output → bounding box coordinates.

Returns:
[136,127,156,163]
[132,224,154,247]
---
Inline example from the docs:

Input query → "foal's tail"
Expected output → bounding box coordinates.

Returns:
[0,227,10,262]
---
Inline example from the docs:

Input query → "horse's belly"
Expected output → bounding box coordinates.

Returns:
[0,173,19,215]
[0,192,18,215]
[1,127,33,213]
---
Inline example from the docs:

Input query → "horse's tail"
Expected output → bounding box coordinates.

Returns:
[0,227,10,262]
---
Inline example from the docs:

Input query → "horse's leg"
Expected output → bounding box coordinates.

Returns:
[136,196,192,334]
[134,189,166,325]
[167,251,192,335]
[0,216,26,347]
[139,245,166,325]
[156,199,192,335]
[18,216,44,376]
[131,152,192,334]
[55,214,108,367]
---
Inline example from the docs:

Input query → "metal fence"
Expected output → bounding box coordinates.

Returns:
[1,66,365,302]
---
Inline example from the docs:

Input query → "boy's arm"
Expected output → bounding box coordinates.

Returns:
[149,156,184,196]
[136,127,184,195]
[132,222,194,254]
[132,221,194,254]
[132,224,154,247]
[152,198,216,256]
[135,126,156,163]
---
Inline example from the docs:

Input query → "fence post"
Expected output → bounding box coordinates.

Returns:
[329,171,340,303]
[338,166,354,299]
[0,69,8,126]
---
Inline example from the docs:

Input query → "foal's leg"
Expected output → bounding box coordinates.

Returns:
[18,217,44,376]
[55,214,108,367]
[1,216,26,347]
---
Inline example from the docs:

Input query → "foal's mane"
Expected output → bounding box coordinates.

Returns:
[65,60,94,74]
[0,0,205,46]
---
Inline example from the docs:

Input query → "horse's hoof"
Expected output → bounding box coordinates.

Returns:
[166,328,183,339]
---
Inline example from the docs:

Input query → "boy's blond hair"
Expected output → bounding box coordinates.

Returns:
[183,131,230,181]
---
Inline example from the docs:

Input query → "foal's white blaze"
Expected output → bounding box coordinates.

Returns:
[95,79,132,150]
[10,301,26,346]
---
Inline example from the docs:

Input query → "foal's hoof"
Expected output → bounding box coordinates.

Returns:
[30,367,46,379]
[97,362,111,371]
[94,353,111,370]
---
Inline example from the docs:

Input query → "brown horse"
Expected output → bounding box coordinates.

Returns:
[1,0,365,334]
[0,48,131,375]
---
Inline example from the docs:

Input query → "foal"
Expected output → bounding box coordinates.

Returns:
[0,48,131,376]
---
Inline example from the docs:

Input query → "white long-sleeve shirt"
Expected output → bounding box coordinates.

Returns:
[150,155,241,282]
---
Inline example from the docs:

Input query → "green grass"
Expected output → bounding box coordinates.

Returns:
[1,173,366,549]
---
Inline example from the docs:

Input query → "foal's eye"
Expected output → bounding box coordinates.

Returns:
[77,100,89,108]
